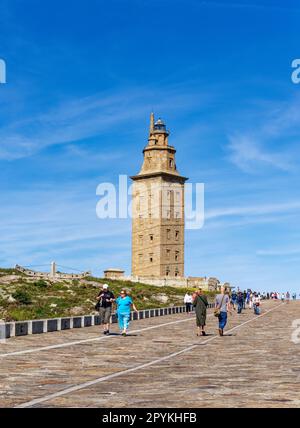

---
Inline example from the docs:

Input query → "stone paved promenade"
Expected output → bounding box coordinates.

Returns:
[0,300,299,408]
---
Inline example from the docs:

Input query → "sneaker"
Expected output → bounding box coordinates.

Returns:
[122,332,127,337]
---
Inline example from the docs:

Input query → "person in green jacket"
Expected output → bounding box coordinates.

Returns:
[193,288,208,336]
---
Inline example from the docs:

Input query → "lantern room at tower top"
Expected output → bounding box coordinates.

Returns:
[134,113,187,179]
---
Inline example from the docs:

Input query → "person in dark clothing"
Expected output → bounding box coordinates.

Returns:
[243,291,247,309]
[193,288,208,336]
[96,284,115,335]
[237,292,244,314]
[230,291,237,310]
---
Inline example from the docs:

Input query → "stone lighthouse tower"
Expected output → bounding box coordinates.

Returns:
[131,114,188,278]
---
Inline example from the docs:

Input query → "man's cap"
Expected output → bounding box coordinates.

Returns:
[102,284,109,289]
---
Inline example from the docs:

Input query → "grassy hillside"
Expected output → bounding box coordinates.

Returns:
[0,268,216,322]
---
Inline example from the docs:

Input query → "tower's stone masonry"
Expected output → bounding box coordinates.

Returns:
[131,114,188,279]
[104,114,230,290]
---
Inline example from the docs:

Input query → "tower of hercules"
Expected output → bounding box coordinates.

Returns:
[131,114,188,278]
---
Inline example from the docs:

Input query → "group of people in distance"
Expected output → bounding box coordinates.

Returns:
[230,290,262,315]
[184,286,296,337]
[97,283,295,338]
[270,291,297,301]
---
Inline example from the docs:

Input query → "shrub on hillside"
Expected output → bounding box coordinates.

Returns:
[33,279,48,288]
[12,290,32,305]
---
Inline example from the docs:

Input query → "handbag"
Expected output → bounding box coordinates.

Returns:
[214,294,225,317]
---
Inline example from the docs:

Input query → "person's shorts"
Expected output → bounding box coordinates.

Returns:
[99,307,112,324]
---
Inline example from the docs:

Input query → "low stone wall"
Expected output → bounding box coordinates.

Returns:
[2,304,215,339]
[115,275,215,290]
[15,265,91,280]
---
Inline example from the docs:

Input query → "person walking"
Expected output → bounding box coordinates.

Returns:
[96,284,115,335]
[230,291,237,310]
[115,289,138,336]
[184,292,193,314]
[243,290,247,309]
[214,287,231,336]
[237,291,244,314]
[193,288,208,336]
[253,293,260,315]
[249,292,253,309]
[246,290,250,307]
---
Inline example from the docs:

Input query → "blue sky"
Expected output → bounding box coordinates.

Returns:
[0,0,300,293]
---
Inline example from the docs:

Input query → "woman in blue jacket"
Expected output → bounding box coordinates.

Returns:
[116,290,138,336]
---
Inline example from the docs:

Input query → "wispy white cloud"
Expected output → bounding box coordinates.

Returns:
[0,91,141,160]
[196,0,300,14]
[226,96,300,173]
[0,86,212,161]
[0,184,132,273]
[257,247,300,257]
[206,200,300,220]
[227,134,294,173]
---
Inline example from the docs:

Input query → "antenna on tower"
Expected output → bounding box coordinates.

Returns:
[149,111,154,135]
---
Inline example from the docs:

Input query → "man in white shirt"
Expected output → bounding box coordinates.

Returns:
[184,292,193,314]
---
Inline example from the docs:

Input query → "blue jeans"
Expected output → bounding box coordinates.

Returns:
[237,302,243,313]
[118,312,131,330]
[254,305,260,315]
[218,311,227,330]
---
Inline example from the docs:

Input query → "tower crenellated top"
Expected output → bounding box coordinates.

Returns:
[131,113,188,181]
